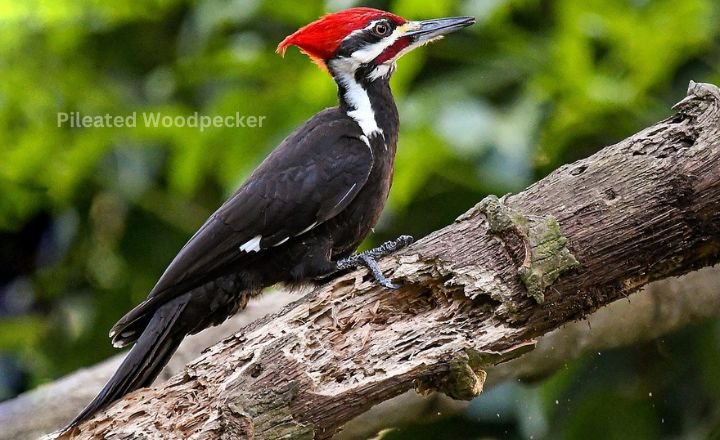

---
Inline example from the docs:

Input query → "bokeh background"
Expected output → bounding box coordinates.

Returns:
[1,0,720,438]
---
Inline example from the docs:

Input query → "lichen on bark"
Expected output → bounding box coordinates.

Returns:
[475,195,580,303]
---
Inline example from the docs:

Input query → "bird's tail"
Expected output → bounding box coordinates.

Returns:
[64,294,191,430]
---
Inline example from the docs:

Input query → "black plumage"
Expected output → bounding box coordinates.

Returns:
[68,86,398,429]
[110,104,396,348]
[65,8,474,431]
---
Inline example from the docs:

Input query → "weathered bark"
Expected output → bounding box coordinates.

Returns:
[44,81,720,439]
[0,293,297,440]
[337,264,720,439]
[4,267,719,440]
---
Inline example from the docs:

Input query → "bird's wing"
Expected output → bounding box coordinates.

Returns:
[112,115,372,337]
[159,124,373,292]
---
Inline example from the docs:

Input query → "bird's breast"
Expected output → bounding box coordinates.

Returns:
[327,141,396,258]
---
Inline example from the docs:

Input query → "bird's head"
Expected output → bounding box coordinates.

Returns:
[277,8,475,80]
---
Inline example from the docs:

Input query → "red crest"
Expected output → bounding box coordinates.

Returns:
[276,8,406,64]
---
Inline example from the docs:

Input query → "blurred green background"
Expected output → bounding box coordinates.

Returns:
[1,0,719,438]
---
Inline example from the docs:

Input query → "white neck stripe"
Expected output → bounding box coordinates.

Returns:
[335,70,383,138]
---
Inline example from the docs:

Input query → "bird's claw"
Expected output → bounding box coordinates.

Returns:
[359,253,400,289]
[336,235,414,288]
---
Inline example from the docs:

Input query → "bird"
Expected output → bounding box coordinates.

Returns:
[63,7,475,431]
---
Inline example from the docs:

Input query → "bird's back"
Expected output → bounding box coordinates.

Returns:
[110,106,389,345]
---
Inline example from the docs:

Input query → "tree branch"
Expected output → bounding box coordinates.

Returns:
[4,269,718,440]
[39,81,720,439]
[337,264,720,439]
[0,293,297,440]
[3,266,719,440]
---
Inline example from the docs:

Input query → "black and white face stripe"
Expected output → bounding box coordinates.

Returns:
[326,16,475,140]
[331,67,383,138]
[334,18,400,61]
[327,19,411,139]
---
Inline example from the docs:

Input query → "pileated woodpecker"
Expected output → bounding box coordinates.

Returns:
[65,7,474,430]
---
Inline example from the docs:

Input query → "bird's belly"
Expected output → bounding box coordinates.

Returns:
[326,171,392,258]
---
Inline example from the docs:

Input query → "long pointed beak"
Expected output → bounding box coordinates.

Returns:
[404,16,476,43]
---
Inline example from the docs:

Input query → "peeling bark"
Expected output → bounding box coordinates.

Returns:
[7,265,720,440]
[338,264,720,439]
[38,81,720,439]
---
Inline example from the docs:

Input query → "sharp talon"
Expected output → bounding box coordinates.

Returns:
[359,254,399,289]
[382,280,401,289]
[335,234,412,287]
[380,281,400,289]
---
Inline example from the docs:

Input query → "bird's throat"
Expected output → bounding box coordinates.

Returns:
[332,67,399,143]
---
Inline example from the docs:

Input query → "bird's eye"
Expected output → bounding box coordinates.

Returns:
[373,22,390,37]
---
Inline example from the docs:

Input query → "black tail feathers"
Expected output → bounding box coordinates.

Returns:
[63,295,191,431]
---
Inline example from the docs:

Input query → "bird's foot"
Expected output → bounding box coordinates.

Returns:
[336,235,414,289]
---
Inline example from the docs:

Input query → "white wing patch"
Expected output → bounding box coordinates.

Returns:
[239,235,262,253]
[241,222,318,253]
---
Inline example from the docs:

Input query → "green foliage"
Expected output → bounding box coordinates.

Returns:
[1,0,720,437]
[534,0,716,170]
